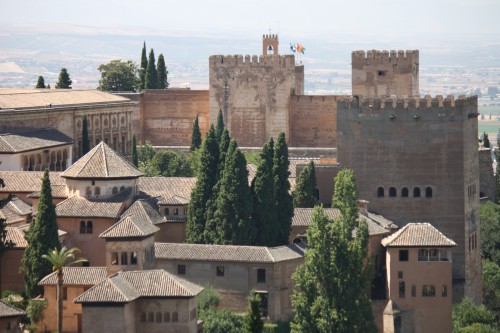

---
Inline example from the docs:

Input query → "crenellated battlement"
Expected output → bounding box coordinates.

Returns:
[209,54,295,67]
[263,34,279,40]
[352,50,419,63]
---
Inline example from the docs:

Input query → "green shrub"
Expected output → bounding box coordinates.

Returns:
[197,284,220,312]
[200,307,244,333]
[26,299,47,324]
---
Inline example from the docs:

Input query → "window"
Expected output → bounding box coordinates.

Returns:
[389,187,397,197]
[94,187,100,196]
[411,285,416,297]
[442,285,448,297]
[257,268,266,283]
[148,312,154,322]
[377,187,384,197]
[413,187,421,198]
[165,208,170,216]
[156,312,162,323]
[86,187,92,196]
[111,252,119,265]
[174,208,179,216]
[80,221,86,234]
[216,266,225,277]
[398,271,403,279]
[399,281,405,298]
[378,70,386,77]
[178,264,186,275]
[86,221,93,234]
[112,187,118,195]
[131,252,138,265]
[121,252,128,265]
[120,186,125,191]
[6,322,11,330]
[140,312,146,322]
[401,187,409,198]
[164,312,170,322]
[418,249,439,261]
[63,287,68,300]
[422,285,436,297]
[425,187,433,198]
[172,312,178,322]
[399,250,409,262]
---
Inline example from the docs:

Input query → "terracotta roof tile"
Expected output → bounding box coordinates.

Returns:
[157,195,189,205]
[6,198,32,215]
[1,198,32,225]
[138,177,196,202]
[5,227,28,248]
[0,171,65,193]
[55,193,128,218]
[39,267,107,286]
[0,300,26,318]
[121,199,163,225]
[28,185,68,199]
[0,129,73,153]
[100,214,159,239]
[61,142,143,179]
[381,223,456,247]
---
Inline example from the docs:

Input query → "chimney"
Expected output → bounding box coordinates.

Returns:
[358,200,369,217]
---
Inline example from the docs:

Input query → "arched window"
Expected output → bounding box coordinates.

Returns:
[425,187,433,198]
[131,252,138,265]
[148,312,154,322]
[164,312,170,322]
[156,312,162,323]
[172,312,178,322]
[80,221,86,234]
[112,187,118,195]
[377,187,384,197]
[86,187,92,197]
[165,208,170,216]
[94,187,100,196]
[174,208,179,216]
[140,312,146,322]
[121,252,128,265]
[120,186,125,191]
[86,221,93,234]
[401,187,409,198]
[413,187,421,198]
[389,187,397,197]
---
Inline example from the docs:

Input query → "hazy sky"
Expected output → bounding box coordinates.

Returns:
[3,0,500,39]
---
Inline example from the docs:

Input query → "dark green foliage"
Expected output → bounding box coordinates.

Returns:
[244,151,262,166]
[27,299,47,324]
[263,322,291,333]
[140,42,148,90]
[252,138,277,246]
[483,260,500,323]
[245,290,264,333]
[143,150,192,177]
[21,170,61,298]
[190,115,202,151]
[484,133,491,148]
[156,53,169,89]
[97,59,140,92]
[480,202,500,264]
[0,178,13,294]
[197,284,220,313]
[458,323,500,333]
[55,68,72,89]
[81,115,90,156]
[144,49,157,89]
[273,132,294,246]
[200,307,244,333]
[35,76,45,88]
[215,109,225,143]
[137,141,156,167]
[453,297,498,332]
[292,160,318,208]
[131,135,138,167]
[211,139,254,245]
[186,126,219,244]
[291,169,376,333]
[1,290,28,310]
[496,142,500,204]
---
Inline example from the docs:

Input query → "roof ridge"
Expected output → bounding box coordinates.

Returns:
[265,247,276,263]
[101,143,109,177]
[110,275,137,301]
[0,136,15,152]
[76,143,101,176]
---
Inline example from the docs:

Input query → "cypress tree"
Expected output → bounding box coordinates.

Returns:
[218,129,230,169]
[273,132,294,246]
[47,84,51,89]
[215,109,225,143]
[157,53,169,89]
[292,160,318,208]
[35,76,46,88]
[483,132,490,148]
[190,115,202,151]
[244,291,264,333]
[186,126,219,244]
[55,68,72,89]
[144,49,157,89]
[252,138,277,245]
[81,115,90,156]
[213,139,254,245]
[140,42,148,89]
[131,135,138,167]
[21,169,61,298]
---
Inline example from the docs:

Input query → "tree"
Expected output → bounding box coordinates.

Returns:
[483,260,500,323]
[190,115,202,151]
[291,169,376,333]
[215,109,224,143]
[292,160,318,208]
[273,132,294,246]
[157,53,169,89]
[200,307,244,333]
[47,84,51,89]
[140,42,148,90]
[81,115,90,156]
[97,59,140,92]
[496,142,500,204]
[212,139,254,245]
[137,140,156,167]
[21,169,61,298]
[484,133,491,148]
[480,202,500,264]
[35,76,46,88]
[252,138,277,246]
[453,297,498,332]
[244,290,264,333]
[42,246,87,333]
[144,49,157,89]
[0,178,13,295]
[131,135,138,167]
[55,68,72,89]
[144,151,192,177]
[186,126,219,244]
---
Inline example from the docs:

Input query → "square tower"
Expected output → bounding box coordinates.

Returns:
[263,34,279,56]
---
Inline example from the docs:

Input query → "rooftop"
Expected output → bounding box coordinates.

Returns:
[0,300,26,318]
[0,198,32,225]
[55,190,130,218]
[39,267,107,286]
[5,227,28,248]
[0,129,73,153]
[120,199,164,225]
[138,177,196,202]
[99,214,159,239]
[0,171,64,193]
[381,223,456,247]
[28,184,68,199]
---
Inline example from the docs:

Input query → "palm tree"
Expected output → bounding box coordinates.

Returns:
[42,247,87,333]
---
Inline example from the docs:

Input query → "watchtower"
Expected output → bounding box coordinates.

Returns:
[263,34,279,56]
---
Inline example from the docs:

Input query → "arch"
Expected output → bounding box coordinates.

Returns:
[389,187,397,197]
[165,208,170,216]
[86,221,93,234]
[131,251,138,265]
[140,312,146,322]
[174,208,179,216]
[413,187,421,198]
[156,312,162,323]
[94,187,101,196]
[401,187,409,198]
[377,187,384,197]
[425,187,433,198]
[148,312,154,322]
[164,312,170,322]
[86,187,92,197]
[80,221,86,234]
[120,186,125,191]
[121,252,128,265]
[112,187,118,195]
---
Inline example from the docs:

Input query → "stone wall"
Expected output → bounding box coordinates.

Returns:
[479,148,495,201]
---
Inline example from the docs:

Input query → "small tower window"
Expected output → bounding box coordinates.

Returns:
[156,312,162,323]
[148,312,154,322]
[86,221,93,234]
[172,312,178,322]
[164,312,170,322]
[389,187,397,197]
[425,187,433,198]
[174,208,179,216]
[112,187,118,195]
[131,251,138,265]
[413,187,421,198]
[401,187,409,197]
[86,187,92,197]
[165,208,170,216]
[111,252,119,265]
[377,187,384,197]
[121,252,128,265]
[80,221,86,234]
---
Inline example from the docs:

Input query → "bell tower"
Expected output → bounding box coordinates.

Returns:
[263,34,279,56]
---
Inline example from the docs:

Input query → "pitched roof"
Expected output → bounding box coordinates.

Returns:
[28,184,68,199]
[138,177,196,202]
[75,270,203,303]
[121,199,163,225]
[157,195,189,205]
[39,267,107,286]
[0,129,73,153]
[55,192,128,218]
[0,171,65,193]
[100,214,159,239]
[154,243,305,263]
[0,300,26,318]
[61,142,143,179]
[0,89,131,109]
[5,227,28,248]
[1,198,32,225]
[381,223,456,247]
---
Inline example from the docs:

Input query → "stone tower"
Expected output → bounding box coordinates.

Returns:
[263,34,279,56]
[337,95,482,303]
[352,50,419,97]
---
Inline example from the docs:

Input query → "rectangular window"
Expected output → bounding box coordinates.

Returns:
[411,285,416,297]
[131,252,138,265]
[121,252,128,265]
[216,266,225,277]
[422,285,436,297]
[398,271,403,279]
[178,264,186,275]
[111,252,119,265]
[63,287,68,301]
[442,285,447,297]
[399,281,405,298]
[257,269,266,283]
[399,250,409,262]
